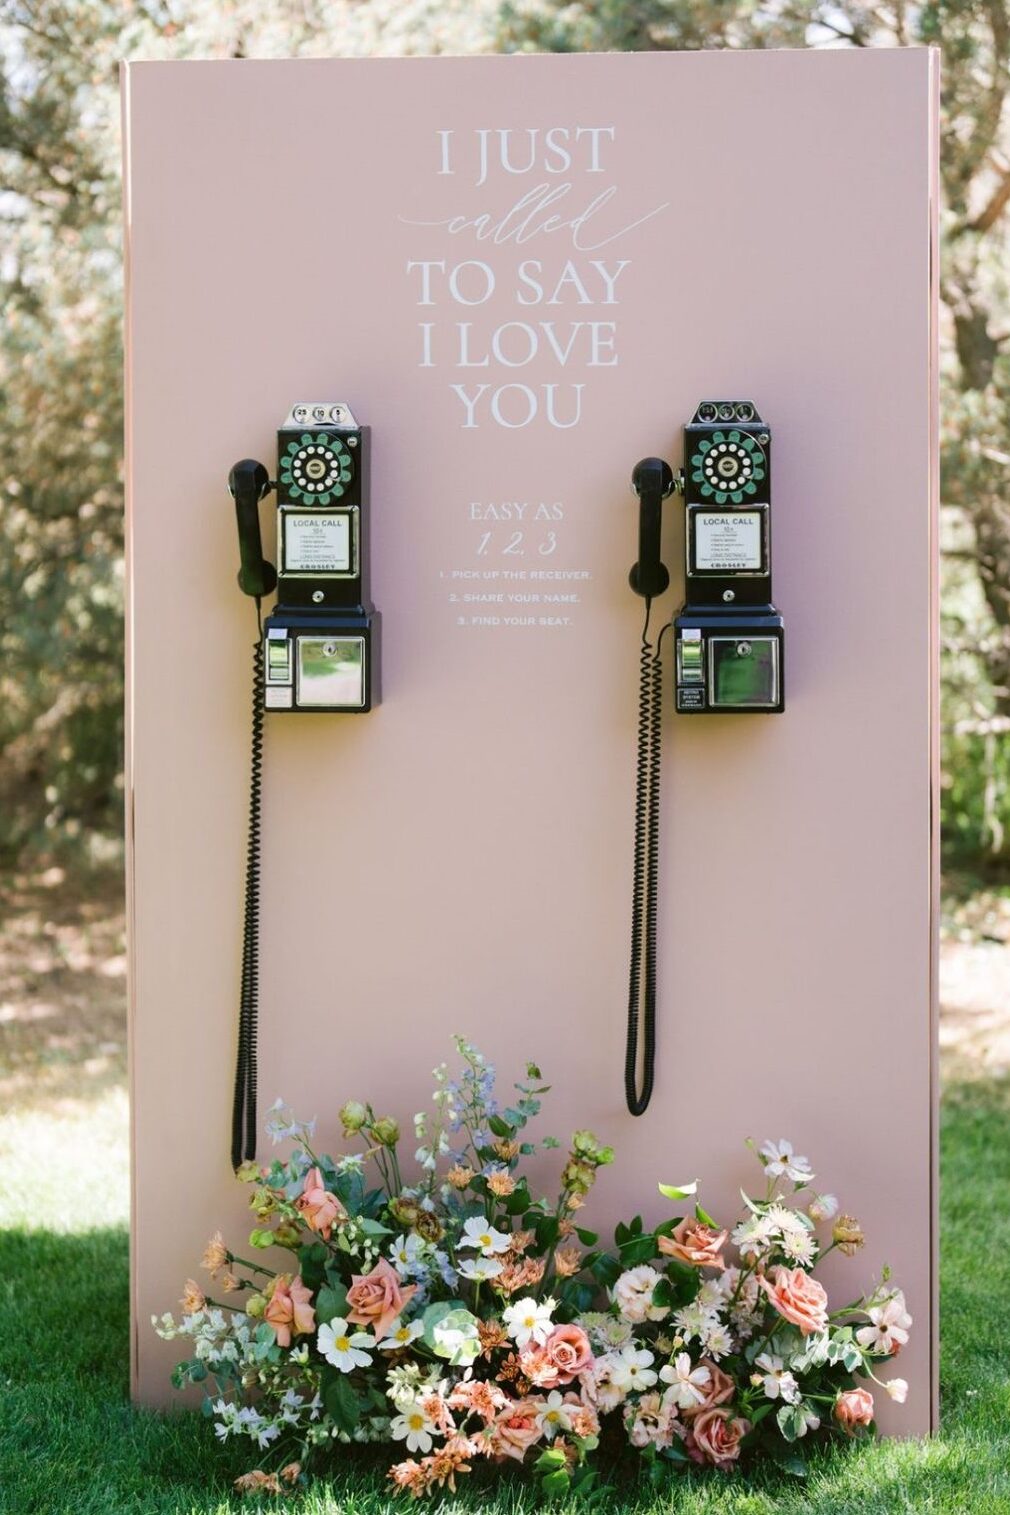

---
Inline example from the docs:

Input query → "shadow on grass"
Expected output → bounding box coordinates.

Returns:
[3,1073,1010,1513]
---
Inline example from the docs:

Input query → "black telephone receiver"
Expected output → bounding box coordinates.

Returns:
[628,456,674,600]
[229,459,277,600]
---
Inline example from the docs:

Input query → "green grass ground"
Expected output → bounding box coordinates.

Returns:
[1,1077,1009,1514]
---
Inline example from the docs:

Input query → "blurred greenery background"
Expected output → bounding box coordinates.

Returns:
[0,0,1008,871]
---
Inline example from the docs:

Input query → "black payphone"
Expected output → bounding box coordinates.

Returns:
[625,401,783,1116]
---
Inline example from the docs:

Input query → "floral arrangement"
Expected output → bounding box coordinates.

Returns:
[155,1039,912,1498]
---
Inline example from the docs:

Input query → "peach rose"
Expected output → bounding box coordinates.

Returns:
[295,1166,346,1240]
[345,1256,416,1342]
[491,1398,545,1462]
[523,1324,594,1388]
[833,1387,874,1434]
[680,1358,735,1420]
[658,1218,728,1269]
[761,1265,829,1336]
[686,1407,750,1467]
[264,1274,315,1347]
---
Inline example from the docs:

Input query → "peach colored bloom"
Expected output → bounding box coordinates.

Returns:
[346,1256,416,1342]
[680,1359,735,1420]
[264,1274,315,1347]
[491,1399,546,1462]
[833,1387,874,1434]
[495,1257,546,1295]
[447,1378,509,1422]
[295,1166,345,1240]
[761,1265,829,1336]
[686,1407,750,1467]
[554,1245,582,1278]
[447,1164,475,1189]
[539,1323,594,1386]
[487,1170,516,1198]
[180,1279,205,1313]
[201,1231,229,1276]
[234,1470,281,1494]
[659,1217,728,1269]
[279,1462,302,1485]
[388,1458,427,1494]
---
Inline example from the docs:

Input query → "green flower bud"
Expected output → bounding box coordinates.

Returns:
[245,1293,267,1318]
[235,1160,261,1184]
[372,1117,400,1148]
[274,1220,301,1249]
[249,1227,275,1249]
[340,1100,368,1135]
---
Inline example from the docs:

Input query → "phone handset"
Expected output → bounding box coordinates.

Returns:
[229,459,276,601]
[625,457,676,1118]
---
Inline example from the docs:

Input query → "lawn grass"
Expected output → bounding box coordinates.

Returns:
[2,1076,1010,1514]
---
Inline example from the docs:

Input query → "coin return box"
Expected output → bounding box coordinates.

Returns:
[674,623,784,713]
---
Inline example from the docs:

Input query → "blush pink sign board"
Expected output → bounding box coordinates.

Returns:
[123,48,939,1430]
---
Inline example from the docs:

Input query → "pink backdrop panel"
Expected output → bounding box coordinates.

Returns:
[123,48,939,1431]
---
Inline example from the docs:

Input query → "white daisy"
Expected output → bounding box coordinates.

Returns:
[389,1400,437,1453]
[377,1317,425,1351]
[458,1216,512,1256]
[503,1296,556,1348]
[659,1352,710,1409]
[732,1212,777,1259]
[701,1320,735,1360]
[759,1139,814,1184]
[780,1227,818,1265]
[672,1300,719,1345]
[317,1317,374,1373]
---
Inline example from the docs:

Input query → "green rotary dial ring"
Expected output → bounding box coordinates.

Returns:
[692,429,766,505]
[280,432,354,504]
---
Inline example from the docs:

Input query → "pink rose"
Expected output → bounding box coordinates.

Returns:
[658,1218,728,1269]
[345,1256,416,1342]
[521,1324,594,1388]
[680,1358,735,1420]
[833,1387,874,1434]
[685,1407,750,1467]
[761,1265,829,1336]
[491,1398,545,1462]
[264,1274,315,1347]
[295,1167,346,1240]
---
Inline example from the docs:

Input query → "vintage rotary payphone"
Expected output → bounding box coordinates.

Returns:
[227,403,380,1164]
[624,401,783,1115]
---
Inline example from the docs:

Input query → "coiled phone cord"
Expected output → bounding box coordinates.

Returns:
[626,603,668,1116]
[232,619,264,1168]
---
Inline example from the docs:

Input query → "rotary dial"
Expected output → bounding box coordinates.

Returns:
[692,430,765,505]
[279,432,354,505]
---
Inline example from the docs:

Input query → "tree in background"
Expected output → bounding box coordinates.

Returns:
[2,0,1008,863]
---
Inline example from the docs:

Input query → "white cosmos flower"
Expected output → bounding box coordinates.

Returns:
[759,1139,814,1184]
[755,1352,800,1404]
[377,1317,425,1351]
[609,1344,658,1392]
[535,1390,572,1440]
[658,1352,710,1409]
[317,1317,374,1372]
[389,1233,426,1270]
[458,1216,512,1255]
[458,1256,504,1282]
[503,1296,556,1347]
[389,1400,436,1453]
[855,1292,912,1355]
